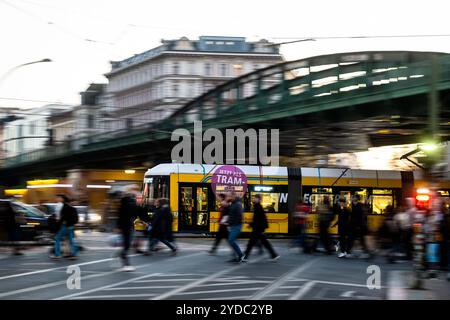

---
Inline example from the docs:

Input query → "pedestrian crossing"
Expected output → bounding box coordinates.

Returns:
[63,271,383,300]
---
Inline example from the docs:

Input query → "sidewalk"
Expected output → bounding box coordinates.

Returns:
[387,270,450,300]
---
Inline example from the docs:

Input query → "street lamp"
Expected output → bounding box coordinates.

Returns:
[0,58,53,86]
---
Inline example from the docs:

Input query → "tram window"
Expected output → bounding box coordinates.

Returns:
[373,189,393,195]
[197,187,208,211]
[372,195,393,214]
[309,194,332,213]
[312,188,332,194]
[251,192,280,212]
[145,176,169,201]
[354,189,368,205]
[181,187,194,212]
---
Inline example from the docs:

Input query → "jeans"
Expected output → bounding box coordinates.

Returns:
[54,225,77,257]
[227,224,243,258]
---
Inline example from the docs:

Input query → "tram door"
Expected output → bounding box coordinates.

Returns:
[179,184,210,232]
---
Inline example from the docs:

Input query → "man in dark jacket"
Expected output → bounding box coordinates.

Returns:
[242,194,279,262]
[148,198,177,254]
[348,195,371,258]
[226,192,244,262]
[331,197,351,258]
[51,194,78,260]
[116,191,142,270]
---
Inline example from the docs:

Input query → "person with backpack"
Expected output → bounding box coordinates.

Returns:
[241,194,279,262]
[50,194,79,260]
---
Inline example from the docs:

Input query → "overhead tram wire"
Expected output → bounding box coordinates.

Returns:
[268,34,450,45]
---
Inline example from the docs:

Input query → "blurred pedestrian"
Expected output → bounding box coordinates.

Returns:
[148,198,177,255]
[348,195,371,259]
[116,188,141,271]
[395,202,413,260]
[241,194,279,262]
[226,192,244,263]
[316,196,334,254]
[50,194,79,260]
[332,197,351,258]
[384,205,401,263]
[208,193,229,255]
[292,201,310,253]
[0,201,23,255]
[425,198,445,276]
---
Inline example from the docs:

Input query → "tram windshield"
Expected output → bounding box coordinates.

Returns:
[143,176,169,206]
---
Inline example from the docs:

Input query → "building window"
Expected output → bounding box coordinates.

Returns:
[172,82,179,97]
[173,62,179,75]
[87,114,94,129]
[220,63,229,77]
[189,61,195,75]
[29,123,35,135]
[204,63,212,76]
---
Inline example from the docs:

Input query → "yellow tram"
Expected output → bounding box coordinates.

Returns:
[141,164,450,235]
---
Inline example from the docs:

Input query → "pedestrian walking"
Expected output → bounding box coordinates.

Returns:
[291,201,310,252]
[241,194,279,262]
[332,198,351,258]
[226,192,244,263]
[316,196,334,254]
[208,193,229,255]
[50,194,79,260]
[116,188,141,271]
[148,198,177,255]
[395,202,413,260]
[347,195,371,258]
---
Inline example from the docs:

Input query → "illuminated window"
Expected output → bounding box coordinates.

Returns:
[252,192,280,213]
[373,189,393,195]
[312,188,332,193]
[372,196,393,214]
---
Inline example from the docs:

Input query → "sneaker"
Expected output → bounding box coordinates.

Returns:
[67,255,78,260]
[119,265,136,272]
[241,255,249,263]
[270,255,280,262]
[338,252,347,258]
[227,257,241,263]
[171,249,178,256]
[49,255,61,260]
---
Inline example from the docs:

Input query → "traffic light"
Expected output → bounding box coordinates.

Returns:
[415,188,431,210]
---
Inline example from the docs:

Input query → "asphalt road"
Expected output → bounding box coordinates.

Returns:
[0,231,414,300]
